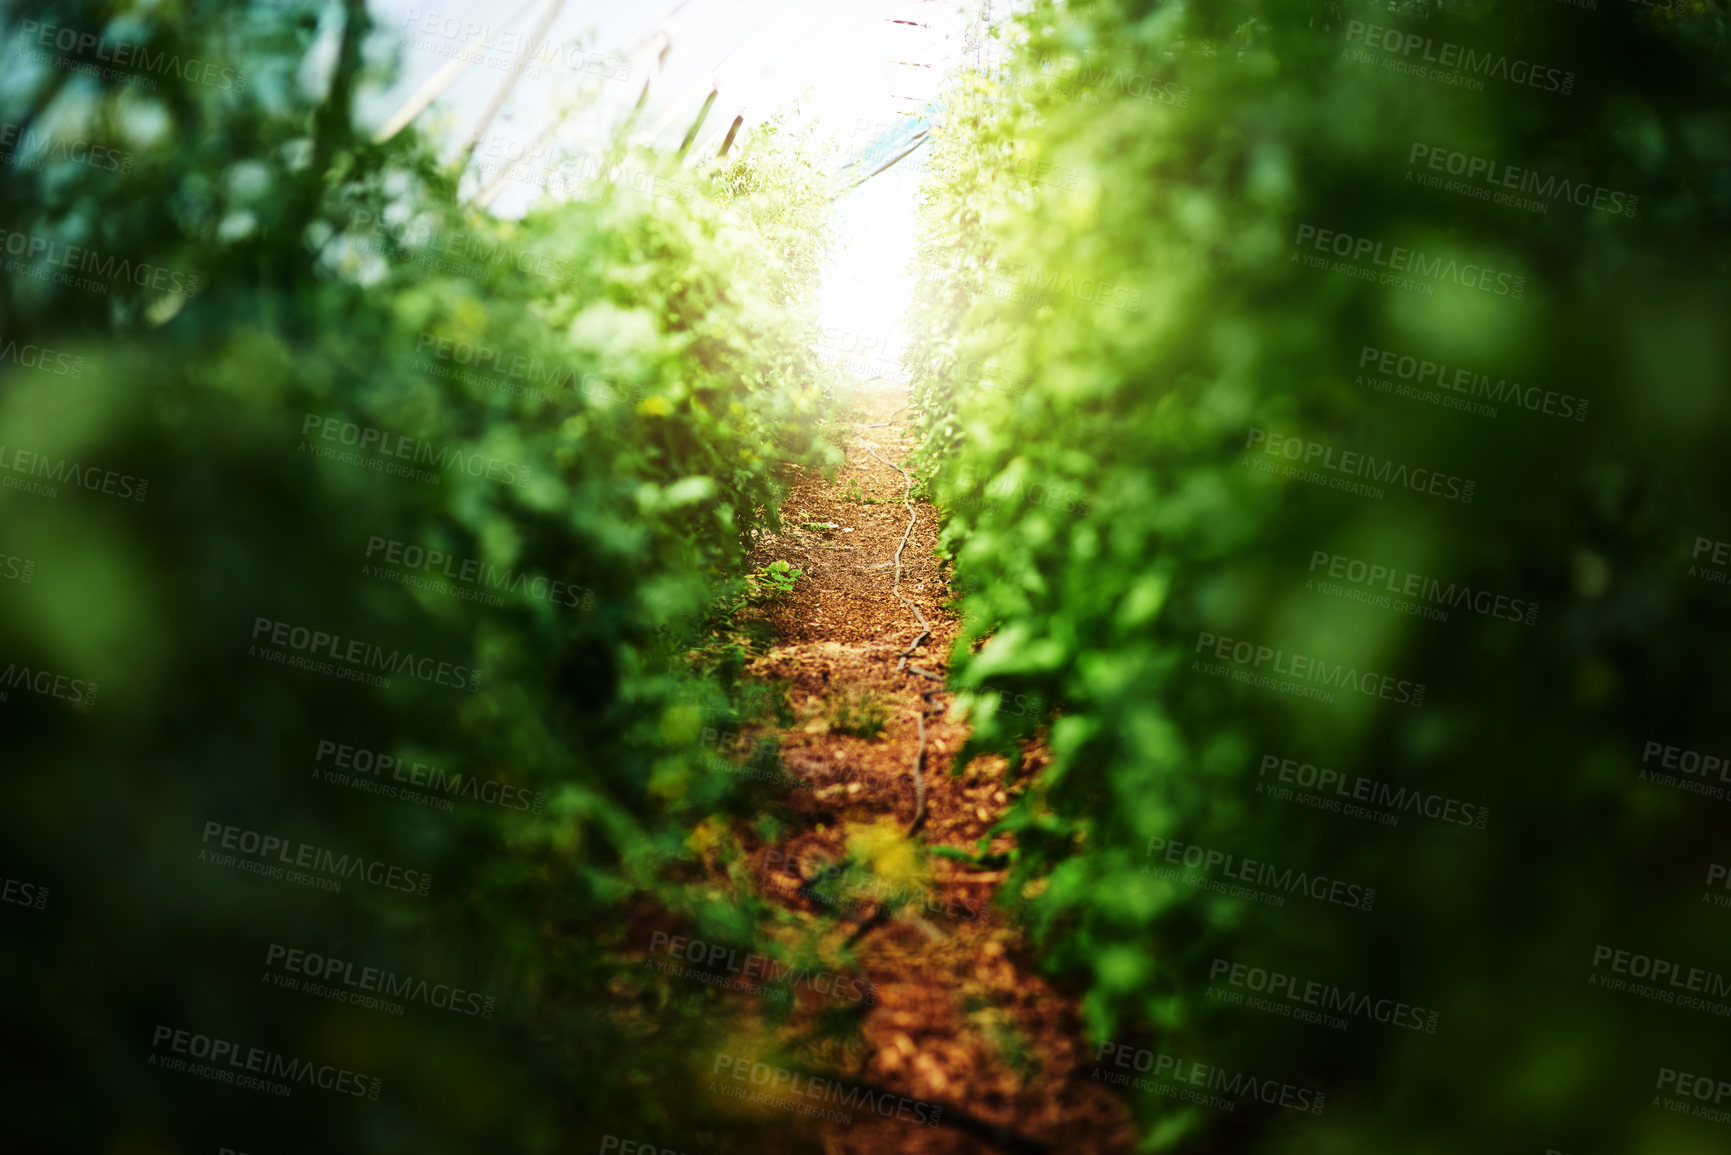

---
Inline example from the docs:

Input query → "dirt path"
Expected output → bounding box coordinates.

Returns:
[714,380,1136,1154]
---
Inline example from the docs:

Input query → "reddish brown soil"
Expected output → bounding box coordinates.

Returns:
[694,381,1137,1154]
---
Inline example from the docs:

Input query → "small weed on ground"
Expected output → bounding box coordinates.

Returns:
[825,689,889,739]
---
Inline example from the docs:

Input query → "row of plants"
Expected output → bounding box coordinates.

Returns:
[1,3,834,1151]
[906,0,1731,1151]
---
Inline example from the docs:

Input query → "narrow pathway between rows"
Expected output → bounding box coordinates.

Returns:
[722,380,1136,1154]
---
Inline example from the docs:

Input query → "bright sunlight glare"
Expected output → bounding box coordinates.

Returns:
[816,160,924,390]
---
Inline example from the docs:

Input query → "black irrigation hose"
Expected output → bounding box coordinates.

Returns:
[835,426,948,951]
[859,438,941,837]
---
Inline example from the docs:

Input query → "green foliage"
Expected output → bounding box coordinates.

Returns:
[908,1,1731,1151]
[824,689,890,740]
[749,559,805,598]
[0,4,833,1151]
[692,562,802,694]
[837,476,881,504]
[803,819,924,918]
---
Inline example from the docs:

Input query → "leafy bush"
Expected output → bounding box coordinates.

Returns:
[908,1,1731,1151]
[0,3,833,1151]
[825,689,890,740]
